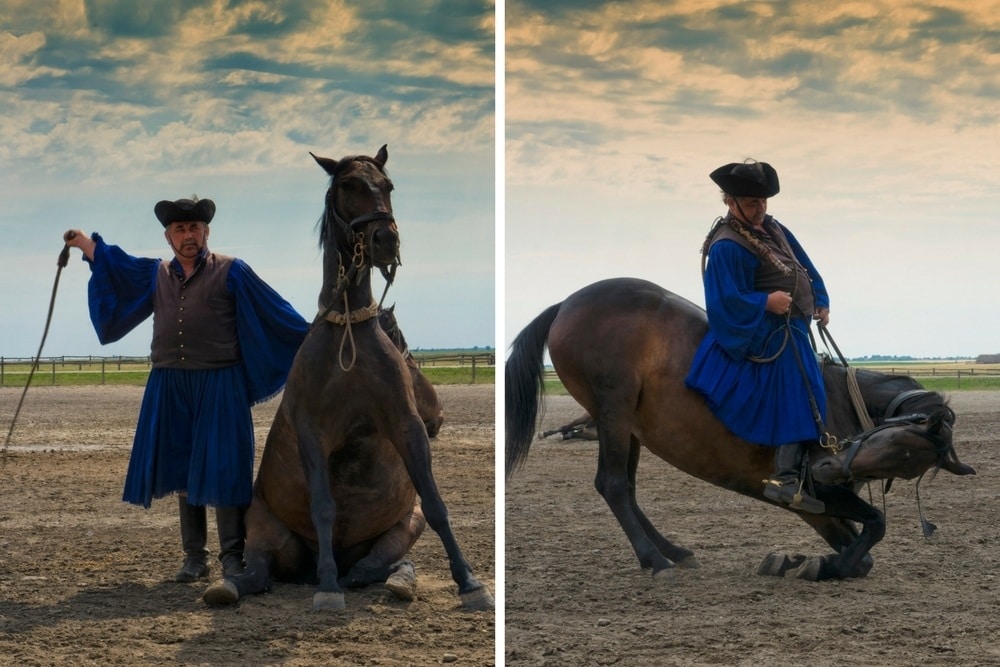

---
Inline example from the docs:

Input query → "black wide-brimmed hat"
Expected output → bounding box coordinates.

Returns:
[154,196,216,227]
[709,161,780,198]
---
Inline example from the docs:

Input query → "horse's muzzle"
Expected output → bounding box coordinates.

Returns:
[369,224,400,268]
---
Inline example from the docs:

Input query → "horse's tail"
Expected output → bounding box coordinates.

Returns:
[505,302,562,478]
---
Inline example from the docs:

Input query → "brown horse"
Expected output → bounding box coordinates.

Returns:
[506,277,974,582]
[378,305,444,438]
[204,146,493,611]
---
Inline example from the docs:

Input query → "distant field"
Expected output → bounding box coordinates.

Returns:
[0,352,495,388]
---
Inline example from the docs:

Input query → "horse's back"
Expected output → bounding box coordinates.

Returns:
[546,278,763,484]
[548,278,708,407]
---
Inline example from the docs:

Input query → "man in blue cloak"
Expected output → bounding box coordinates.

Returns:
[64,196,309,581]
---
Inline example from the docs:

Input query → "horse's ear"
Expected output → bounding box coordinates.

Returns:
[375,144,388,167]
[310,152,339,176]
[943,458,976,476]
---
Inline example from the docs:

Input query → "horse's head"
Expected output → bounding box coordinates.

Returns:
[312,144,400,275]
[812,409,976,485]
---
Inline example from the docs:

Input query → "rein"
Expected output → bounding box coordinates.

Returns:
[3,237,74,463]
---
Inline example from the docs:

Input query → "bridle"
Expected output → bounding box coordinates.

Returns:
[314,157,400,372]
[317,157,399,323]
[834,390,958,484]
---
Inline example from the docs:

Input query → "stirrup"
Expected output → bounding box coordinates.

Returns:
[763,478,825,514]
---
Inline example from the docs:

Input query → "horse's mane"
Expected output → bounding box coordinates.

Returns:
[822,358,953,425]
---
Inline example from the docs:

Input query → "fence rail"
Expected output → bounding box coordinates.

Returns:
[0,353,495,387]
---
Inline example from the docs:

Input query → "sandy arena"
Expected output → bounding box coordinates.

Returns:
[0,384,495,667]
[506,391,999,666]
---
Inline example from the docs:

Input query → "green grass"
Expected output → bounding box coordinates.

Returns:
[419,366,494,385]
[911,376,1000,391]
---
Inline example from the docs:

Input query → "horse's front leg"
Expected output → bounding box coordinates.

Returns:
[778,487,884,581]
[396,415,494,610]
[296,428,342,611]
[821,486,885,578]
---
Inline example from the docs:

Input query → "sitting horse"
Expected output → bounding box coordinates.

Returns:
[506,277,974,582]
[378,305,444,438]
[204,146,493,611]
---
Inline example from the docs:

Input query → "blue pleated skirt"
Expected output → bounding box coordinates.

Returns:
[122,366,254,508]
[685,318,826,446]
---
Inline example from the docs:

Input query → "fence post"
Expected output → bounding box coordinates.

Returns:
[1,356,4,387]
[102,358,106,385]
[957,369,962,390]
[471,355,477,384]
[52,359,56,385]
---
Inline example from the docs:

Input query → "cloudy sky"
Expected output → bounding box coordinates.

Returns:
[1,0,495,358]
[505,0,1000,359]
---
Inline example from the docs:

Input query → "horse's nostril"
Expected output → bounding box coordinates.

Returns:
[373,228,399,250]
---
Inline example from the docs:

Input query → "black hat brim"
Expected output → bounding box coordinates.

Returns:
[154,198,216,227]
[709,162,780,198]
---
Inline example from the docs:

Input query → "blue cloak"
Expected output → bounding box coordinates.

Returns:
[84,234,309,507]
[685,224,829,446]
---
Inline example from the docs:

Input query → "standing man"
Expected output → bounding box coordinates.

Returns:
[686,161,830,513]
[64,196,309,582]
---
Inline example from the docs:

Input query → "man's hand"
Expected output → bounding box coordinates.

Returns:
[63,229,97,261]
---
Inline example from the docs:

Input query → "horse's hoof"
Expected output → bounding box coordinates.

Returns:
[651,567,677,584]
[202,579,239,606]
[673,555,700,570]
[790,556,824,581]
[385,562,417,602]
[312,591,346,611]
[756,552,807,577]
[459,586,495,611]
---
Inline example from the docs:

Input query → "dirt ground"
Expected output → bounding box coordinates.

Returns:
[506,391,1000,667]
[0,384,495,667]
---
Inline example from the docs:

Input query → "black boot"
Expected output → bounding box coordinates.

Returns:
[763,443,825,514]
[216,505,247,577]
[175,497,210,582]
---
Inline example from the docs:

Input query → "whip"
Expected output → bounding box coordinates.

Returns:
[2,232,75,462]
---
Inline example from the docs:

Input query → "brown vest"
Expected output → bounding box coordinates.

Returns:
[150,253,241,369]
[709,217,816,318]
